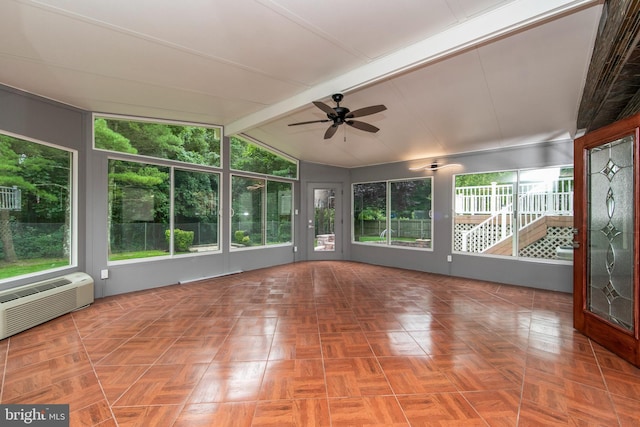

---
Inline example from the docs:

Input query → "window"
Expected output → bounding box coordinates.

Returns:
[353,178,432,249]
[108,160,170,261]
[231,176,264,247]
[108,161,220,261]
[96,115,221,262]
[353,182,387,243]
[173,169,219,252]
[390,179,433,248]
[0,132,74,280]
[267,180,292,245]
[454,167,574,260]
[229,134,296,249]
[94,115,221,168]
[230,135,297,179]
[231,175,292,248]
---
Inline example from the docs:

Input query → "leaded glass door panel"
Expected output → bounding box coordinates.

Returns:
[574,114,640,367]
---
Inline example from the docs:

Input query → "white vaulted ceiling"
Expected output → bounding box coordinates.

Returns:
[0,0,603,167]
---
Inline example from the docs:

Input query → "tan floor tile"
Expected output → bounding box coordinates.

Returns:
[252,399,330,427]
[378,356,457,394]
[114,363,208,406]
[324,357,392,397]
[328,396,409,426]
[366,331,427,357]
[259,359,326,400]
[95,337,176,365]
[111,405,183,426]
[0,261,636,426]
[269,332,322,360]
[214,334,274,362]
[320,332,375,358]
[174,402,256,427]
[397,393,486,426]
[187,361,267,403]
[463,389,521,427]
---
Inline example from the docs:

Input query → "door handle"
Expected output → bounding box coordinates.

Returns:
[572,241,580,249]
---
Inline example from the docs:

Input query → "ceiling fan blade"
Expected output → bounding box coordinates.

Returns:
[313,101,337,116]
[346,104,386,119]
[288,119,330,126]
[346,120,380,133]
[324,124,339,139]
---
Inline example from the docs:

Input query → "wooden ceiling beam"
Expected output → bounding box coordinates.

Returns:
[577,0,640,131]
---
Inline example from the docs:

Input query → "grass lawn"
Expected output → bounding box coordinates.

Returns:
[0,250,171,281]
[0,258,69,280]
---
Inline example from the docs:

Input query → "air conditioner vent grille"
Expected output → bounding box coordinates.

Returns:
[0,294,19,304]
[0,278,72,304]
[0,273,93,339]
[34,283,57,292]
[4,288,77,337]
[15,288,39,298]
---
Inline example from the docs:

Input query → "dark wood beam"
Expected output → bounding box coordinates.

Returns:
[577,0,640,132]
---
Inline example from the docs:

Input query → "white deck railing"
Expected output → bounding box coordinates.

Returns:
[455,183,513,215]
[458,178,573,252]
[461,209,511,252]
[0,186,21,211]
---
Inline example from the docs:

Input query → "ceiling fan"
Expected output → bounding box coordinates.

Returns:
[288,93,387,139]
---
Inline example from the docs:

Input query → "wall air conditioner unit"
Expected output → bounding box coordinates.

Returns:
[0,272,94,340]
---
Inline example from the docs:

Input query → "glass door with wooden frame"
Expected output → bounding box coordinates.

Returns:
[574,113,640,367]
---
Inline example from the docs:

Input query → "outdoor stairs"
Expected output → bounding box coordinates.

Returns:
[483,215,548,255]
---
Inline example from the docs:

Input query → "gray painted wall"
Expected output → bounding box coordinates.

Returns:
[297,162,351,262]
[85,119,297,297]
[0,86,88,290]
[348,141,575,293]
[0,84,574,296]
[0,85,296,296]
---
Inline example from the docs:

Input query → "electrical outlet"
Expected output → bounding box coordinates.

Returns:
[447,255,452,262]
[100,269,109,279]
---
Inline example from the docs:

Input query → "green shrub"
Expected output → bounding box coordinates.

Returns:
[165,228,194,252]
[278,222,291,242]
[234,230,252,245]
[357,207,385,220]
[10,225,65,259]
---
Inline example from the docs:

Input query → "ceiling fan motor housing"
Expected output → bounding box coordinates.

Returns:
[332,107,350,123]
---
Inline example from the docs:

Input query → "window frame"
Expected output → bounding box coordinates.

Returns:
[452,165,574,263]
[171,167,221,255]
[229,134,299,180]
[352,176,434,251]
[93,114,224,265]
[229,173,294,251]
[0,129,78,283]
[92,113,223,170]
[104,157,222,265]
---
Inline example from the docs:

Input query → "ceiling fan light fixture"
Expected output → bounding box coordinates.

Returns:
[409,161,461,171]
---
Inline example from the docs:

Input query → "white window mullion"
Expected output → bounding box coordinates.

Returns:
[169,167,175,255]
[386,181,391,245]
[262,179,268,245]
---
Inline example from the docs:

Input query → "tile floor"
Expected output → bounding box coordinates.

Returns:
[1,261,639,426]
